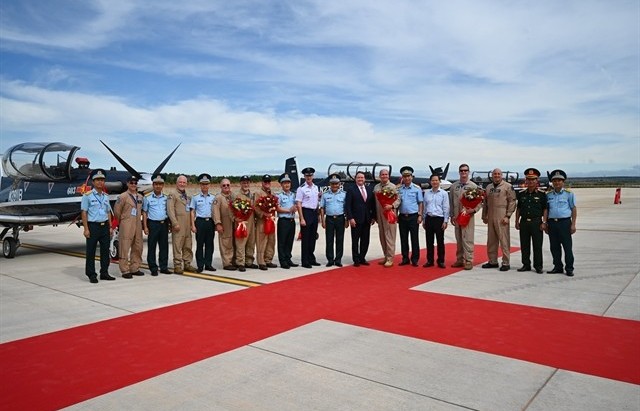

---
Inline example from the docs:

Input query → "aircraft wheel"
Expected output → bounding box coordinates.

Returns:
[3,238,18,259]
[110,239,119,260]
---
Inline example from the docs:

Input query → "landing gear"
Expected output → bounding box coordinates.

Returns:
[1,227,22,258]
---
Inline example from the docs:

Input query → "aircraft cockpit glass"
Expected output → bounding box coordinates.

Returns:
[2,142,80,181]
[326,162,392,182]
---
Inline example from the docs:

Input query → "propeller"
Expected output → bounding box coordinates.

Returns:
[100,140,181,179]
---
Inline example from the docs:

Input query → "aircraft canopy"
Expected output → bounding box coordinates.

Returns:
[326,162,392,182]
[2,142,80,181]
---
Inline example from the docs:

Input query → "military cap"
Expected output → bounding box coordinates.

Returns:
[198,173,211,184]
[240,175,251,182]
[549,169,567,181]
[279,173,291,183]
[91,169,106,180]
[301,167,315,176]
[329,174,340,184]
[152,174,165,183]
[127,175,139,183]
[400,166,414,176]
[262,174,272,182]
[524,168,540,179]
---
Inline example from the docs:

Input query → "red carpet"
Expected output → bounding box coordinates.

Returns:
[1,244,639,410]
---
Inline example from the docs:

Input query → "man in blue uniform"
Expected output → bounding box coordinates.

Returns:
[276,173,298,269]
[397,166,424,267]
[543,169,577,276]
[80,169,114,283]
[190,173,216,273]
[296,167,320,268]
[515,168,547,274]
[320,174,347,267]
[143,174,171,276]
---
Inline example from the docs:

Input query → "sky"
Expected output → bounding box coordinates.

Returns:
[1,0,639,179]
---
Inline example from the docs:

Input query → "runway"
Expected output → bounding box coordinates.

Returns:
[1,188,638,410]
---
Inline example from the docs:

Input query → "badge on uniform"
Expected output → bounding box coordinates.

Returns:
[131,208,137,216]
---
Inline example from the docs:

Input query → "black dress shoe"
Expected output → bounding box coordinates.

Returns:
[248,264,259,269]
[353,262,360,267]
[360,261,370,266]
[499,265,510,271]
[259,265,268,271]
[205,266,217,272]
[89,276,98,283]
[326,261,334,267]
[423,262,434,267]
[288,262,299,267]
[196,267,203,273]
[438,262,446,269]
[151,270,159,277]
[237,266,246,272]
[535,268,544,274]
[281,264,290,269]
[482,262,499,269]
[266,263,278,268]
[223,266,237,271]
[310,262,321,266]
[122,273,133,279]
[547,268,564,274]
[565,270,574,277]
[160,269,172,274]
[99,274,116,281]
[399,260,410,266]
[517,266,531,272]
[131,270,145,276]
[302,264,312,268]
[335,262,343,267]
[411,262,419,267]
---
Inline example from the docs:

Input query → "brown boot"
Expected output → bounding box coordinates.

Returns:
[451,261,464,268]
[464,261,473,270]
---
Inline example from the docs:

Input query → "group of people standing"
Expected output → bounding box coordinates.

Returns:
[81,163,577,283]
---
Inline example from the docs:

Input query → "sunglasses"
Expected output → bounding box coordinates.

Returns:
[128,181,138,185]
[221,184,230,187]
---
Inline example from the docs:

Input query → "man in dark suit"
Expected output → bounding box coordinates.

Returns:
[345,171,376,266]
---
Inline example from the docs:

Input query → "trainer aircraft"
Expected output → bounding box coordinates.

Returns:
[284,157,452,193]
[0,141,179,258]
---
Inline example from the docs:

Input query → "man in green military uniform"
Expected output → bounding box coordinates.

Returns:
[515,168,547,273]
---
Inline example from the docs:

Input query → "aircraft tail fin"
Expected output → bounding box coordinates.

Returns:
[285,157,300,192]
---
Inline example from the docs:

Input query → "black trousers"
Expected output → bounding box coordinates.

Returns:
[350,220,371,264]
[195,217,215,269]
[277,217,296,265]
[300,208,318,265]
[399,213,420,263]
[147,219,169,271]
[86,221,110,278]
[519,217,544,270]
[548,218,574,271]
[325,215,345,263]
[424,215,445,264]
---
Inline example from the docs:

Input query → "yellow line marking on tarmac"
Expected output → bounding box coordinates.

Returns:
[20,243,263,288]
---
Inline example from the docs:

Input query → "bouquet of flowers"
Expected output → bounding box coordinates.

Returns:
[456,187,485,228]
[375,186,398,224]
[256,194,279,235]
[230,198,254,238]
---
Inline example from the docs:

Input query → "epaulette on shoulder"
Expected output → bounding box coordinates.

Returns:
[145,192,153,197]
[83,190,93,196]
[565,188,572,193]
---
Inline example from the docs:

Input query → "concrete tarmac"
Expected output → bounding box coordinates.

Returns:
[1,187,638,410]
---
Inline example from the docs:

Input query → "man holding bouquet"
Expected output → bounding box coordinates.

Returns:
[449,164,483,270]
[213,178,237,271]
[234,175,258,271]
[374,168,400,268]
[255,174,278,270]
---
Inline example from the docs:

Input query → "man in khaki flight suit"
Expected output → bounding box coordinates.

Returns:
[213,178,237,271]
[254,174,278,270]
[373,168,400,267]
[167,175,195,274]
[449,164,482,270]
[113,175,144,278]
[482,168,516,271]
[234,175,258,270]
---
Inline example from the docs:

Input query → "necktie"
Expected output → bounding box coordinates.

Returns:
[360,186,367,201]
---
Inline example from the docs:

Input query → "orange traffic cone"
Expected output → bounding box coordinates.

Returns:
[614,187,622,204]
